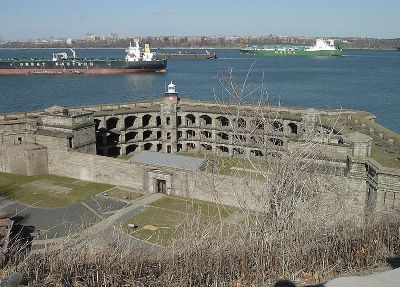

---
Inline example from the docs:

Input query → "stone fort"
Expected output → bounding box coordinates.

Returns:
[1,83,399,215]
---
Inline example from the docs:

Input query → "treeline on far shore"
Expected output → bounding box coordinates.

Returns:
[1,36,400,50]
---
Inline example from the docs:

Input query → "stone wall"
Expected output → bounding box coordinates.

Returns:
[0,143,48,175]
[46,149,146,188]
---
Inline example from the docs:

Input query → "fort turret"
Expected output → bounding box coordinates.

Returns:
[161,81,180,153]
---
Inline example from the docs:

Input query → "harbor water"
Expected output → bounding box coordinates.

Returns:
[0,48,399,132]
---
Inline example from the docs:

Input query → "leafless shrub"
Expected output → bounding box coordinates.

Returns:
[1,69,399,286]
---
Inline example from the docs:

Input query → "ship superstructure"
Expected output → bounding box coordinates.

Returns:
[240,38,342,57]
[0,40,167,75]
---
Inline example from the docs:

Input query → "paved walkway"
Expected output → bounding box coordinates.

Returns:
[320,267,400,287]
[0,195,128,239]
[32,193,165,249]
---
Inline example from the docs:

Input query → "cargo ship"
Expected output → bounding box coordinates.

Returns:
[155,50,216,60]
[0,40,167,75]
[240,38,342,57]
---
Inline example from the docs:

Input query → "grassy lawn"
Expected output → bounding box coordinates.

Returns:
[0,172,113,208]
[322,113,400,169]
[371,145,400,169]
[123,195,236,245]
[118,153,135,161]
[178,152,267,176]
[106,187,143,201]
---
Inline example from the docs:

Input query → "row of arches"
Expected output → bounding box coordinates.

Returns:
[96,114,299,135]
[100,143,173,158]
[98,129,285,148]
[97,114,163,131]
[182,113,298,134]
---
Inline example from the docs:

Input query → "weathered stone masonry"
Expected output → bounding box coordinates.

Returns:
[0,83,399,212]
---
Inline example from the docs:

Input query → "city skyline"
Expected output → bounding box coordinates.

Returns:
[1,0,399,41]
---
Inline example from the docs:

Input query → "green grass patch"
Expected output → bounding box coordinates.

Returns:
[150,196,236,219]
[123,206,184,245]
[371,145,400,169]
[118,153,135,161]
[123,195,237,245]
[0,172,113,208]
[178,152,267,176]
[106,188,143,201]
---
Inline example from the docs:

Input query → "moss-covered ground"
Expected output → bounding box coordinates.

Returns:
[123,195,236,245]
[0,172,113,208]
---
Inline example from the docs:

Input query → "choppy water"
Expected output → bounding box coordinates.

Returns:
[0,48,399,132]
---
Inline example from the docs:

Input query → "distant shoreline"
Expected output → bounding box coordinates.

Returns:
[0,47,399,51]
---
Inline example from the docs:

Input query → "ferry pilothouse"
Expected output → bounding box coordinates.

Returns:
[0,39,167,75]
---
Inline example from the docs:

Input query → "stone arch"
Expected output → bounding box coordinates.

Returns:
[144,143,153,151]
[201,143,212,151]
[186,130,196,139]
[124,116,137,129]
[143,130,153,141]
[106,117,119,130]
[167,145,172,153]
[186,142,196,151]
[251,149,264,157]
[156,116,162,127]
[216,116,230,127]
[142,114,152,128]
[157,143,163,152]
[236,117,246,129]
[288,122,298,134]
[166,117,171,125]
[156,131,162,140]
[272,121,283,132]
[125,131,137,142]
[250,135,263,144]
[217,145,229,154]
[185,114,196,126]
[233,134,246,143]
[200,115,212,126]
[252,119,264,130]
[217,132,229,141]
[201,130,212,139]
[126,144,138,155]
[177,116,182,127]
[167,132,171,140]
[270,137,284,146]
[177,144,182,152]
[233,147,244,155]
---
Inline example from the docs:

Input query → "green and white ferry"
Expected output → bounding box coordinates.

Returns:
[240,38,342,57]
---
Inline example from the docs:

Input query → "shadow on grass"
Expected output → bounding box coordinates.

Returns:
[274,279,325,287]
[387,256,400,269]
[274,280,297,287]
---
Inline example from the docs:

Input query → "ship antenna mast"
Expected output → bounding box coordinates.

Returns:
[69,48,76,58]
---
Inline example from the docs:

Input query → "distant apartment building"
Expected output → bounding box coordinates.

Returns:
[65,38,72,45]
[102,33,119,41]
[85,33,96,42]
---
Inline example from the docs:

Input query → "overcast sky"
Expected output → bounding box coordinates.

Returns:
[1,0,399,40]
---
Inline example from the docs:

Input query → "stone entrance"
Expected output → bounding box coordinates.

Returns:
[156,179,167,193]
[147,170,172,195]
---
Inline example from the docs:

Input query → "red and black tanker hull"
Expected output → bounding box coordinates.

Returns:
[0,58,167,75]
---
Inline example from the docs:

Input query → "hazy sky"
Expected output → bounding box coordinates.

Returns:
[1,0,399,40]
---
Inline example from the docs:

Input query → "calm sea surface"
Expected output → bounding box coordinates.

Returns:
[0,48,399,132]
